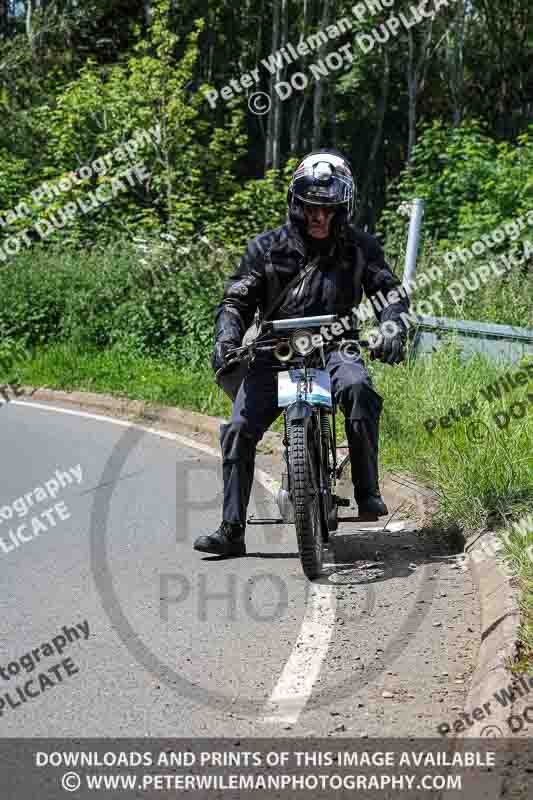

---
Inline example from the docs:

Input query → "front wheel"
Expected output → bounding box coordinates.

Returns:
[288,416,323,579]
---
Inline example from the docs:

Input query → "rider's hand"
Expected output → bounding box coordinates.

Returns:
[370,323,407,365]
[211,340,239,373]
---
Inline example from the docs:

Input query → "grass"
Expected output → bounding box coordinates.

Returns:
[2,339,532,670]
[373,343,533,529]
[2,343,232,417]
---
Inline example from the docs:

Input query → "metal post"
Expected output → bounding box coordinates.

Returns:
[402,198,424,294]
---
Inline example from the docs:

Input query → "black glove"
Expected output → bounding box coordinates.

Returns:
[370,324,406,365]
[211,340,239,373]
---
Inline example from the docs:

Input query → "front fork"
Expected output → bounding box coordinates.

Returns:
[320,406,340,534]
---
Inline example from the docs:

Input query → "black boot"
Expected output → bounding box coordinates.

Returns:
[193,521,246,557]
[346,417,388,517]
[355,489,388,517]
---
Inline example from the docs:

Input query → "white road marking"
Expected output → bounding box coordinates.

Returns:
[10,399,335,727]
[261,583,337,725]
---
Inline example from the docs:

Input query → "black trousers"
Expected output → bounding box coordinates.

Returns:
[220,349,384,525]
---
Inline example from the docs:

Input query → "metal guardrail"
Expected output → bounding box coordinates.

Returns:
[410,315,533,363]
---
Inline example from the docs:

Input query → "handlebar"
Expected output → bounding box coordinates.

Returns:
[266,314,338,332]
[224,311,371,363]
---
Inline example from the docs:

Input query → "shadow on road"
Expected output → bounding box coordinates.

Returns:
[199,552,300,561]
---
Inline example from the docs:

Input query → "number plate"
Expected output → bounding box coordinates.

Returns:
[277,369,332,408]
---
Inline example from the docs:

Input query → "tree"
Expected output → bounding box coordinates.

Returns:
[312,0,332,149]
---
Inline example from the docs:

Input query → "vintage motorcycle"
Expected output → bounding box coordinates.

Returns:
[224,314,379,580]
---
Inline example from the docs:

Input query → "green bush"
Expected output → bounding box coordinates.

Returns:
[0,0,248,252]
[205,160,297,252]
[382,120,533,256]
[0,236,231,367]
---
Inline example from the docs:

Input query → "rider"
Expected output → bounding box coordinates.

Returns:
[193,149,410,557]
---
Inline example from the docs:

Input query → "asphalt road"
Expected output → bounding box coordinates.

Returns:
[0,399,479,738]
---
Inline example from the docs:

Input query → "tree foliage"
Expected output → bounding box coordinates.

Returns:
[0,0,531,256]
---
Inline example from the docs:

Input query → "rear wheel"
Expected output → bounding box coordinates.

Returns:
[288,415,323,579]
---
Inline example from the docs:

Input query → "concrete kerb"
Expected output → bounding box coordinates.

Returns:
[459,530,526,738]
[5,384,526,730]
[5,385,220,431]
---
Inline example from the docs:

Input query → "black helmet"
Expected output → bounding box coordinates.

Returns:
[287,149,356,232]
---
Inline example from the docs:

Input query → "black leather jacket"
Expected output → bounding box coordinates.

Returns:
[213,219,409,352]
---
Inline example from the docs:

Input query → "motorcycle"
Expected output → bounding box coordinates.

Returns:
[224,314,379,580]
